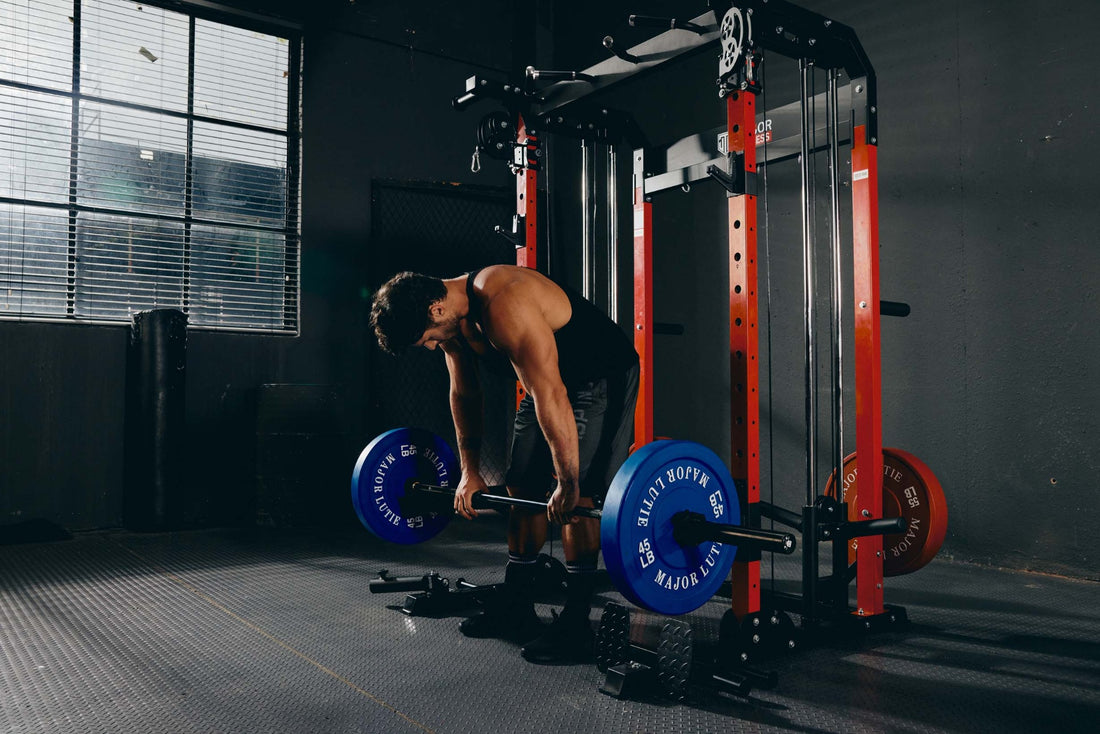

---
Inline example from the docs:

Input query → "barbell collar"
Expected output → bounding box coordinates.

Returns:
[671,511,797,555]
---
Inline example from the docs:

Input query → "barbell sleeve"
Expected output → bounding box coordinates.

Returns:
[671,511,797,554]
[839,516,907,539]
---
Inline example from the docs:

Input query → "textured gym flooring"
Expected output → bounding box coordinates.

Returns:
[1,514,1097,734]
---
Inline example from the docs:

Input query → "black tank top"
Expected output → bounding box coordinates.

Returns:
[466,270,637,387]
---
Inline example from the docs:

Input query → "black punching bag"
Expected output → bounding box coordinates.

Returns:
[124,308,187,531]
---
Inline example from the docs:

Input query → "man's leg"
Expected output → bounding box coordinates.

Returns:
[460,393,548,642]
[459,496,547,642]
[560,502,601,619]
[501,490,549,632]
[562,365,638,623]
[521,377,614,663]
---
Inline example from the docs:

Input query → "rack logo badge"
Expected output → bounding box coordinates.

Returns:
[717,119,773,155]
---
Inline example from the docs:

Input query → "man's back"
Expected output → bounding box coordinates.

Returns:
[468,265,637,386]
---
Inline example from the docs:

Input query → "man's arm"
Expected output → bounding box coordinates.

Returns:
[487,297,581,525]
[441,339,487,519]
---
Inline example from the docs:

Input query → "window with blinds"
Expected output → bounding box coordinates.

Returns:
[0,0,300,332]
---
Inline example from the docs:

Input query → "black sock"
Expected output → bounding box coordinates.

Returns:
[505,553,539,607]
[562,559,598,620]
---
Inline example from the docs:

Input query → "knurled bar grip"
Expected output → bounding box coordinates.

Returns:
[409,482,602,519]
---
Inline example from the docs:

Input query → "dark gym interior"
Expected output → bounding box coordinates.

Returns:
[1,1,1097,733]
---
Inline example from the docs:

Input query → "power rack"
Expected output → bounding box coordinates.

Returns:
[451,0,941,696]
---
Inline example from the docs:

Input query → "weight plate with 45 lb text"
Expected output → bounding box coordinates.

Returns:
[351,427,457,544]
[602,440,741,616]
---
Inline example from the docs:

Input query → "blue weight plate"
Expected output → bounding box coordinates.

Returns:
[351,427,457,544]
[602,440,740,615]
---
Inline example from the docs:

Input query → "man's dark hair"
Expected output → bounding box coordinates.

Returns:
[370,271,447,354]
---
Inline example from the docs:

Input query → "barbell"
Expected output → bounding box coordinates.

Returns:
[351,427,795,615]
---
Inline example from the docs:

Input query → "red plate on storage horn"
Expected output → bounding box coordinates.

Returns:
[825,448,948,576]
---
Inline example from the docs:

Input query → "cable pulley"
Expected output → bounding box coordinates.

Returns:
[475,110,514,161]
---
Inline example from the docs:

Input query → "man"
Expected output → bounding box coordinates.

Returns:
[370,265,638,663]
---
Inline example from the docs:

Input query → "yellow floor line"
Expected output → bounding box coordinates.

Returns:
[115,541,436,734]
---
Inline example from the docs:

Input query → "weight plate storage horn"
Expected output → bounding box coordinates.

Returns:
[351,427,458,544]
[825,447,948,576]
[602,440,741,616]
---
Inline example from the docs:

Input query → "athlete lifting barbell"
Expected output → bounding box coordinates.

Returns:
[369,264,639,663]
[365,265,930,664]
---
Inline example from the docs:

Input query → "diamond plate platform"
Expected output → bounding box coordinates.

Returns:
[1,516,1097,734]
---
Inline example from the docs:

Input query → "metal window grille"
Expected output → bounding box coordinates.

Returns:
[368,180,515,485]
[0,0,301,332]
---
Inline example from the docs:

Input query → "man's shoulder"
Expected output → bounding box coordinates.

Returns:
[480,268,542,307]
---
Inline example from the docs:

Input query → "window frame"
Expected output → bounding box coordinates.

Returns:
[0,0,303,334]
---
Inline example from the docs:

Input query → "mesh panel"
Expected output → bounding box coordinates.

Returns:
[368,180,515,486]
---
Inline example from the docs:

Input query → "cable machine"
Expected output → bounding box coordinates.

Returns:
[453,0,947,698]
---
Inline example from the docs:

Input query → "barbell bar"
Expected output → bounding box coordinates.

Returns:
[406,480,796,555]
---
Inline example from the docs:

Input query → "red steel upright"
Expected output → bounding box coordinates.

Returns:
[515,114,539,270]
[726,89,762,618]
[851,123,885,617]
[632,151,655,449]
[514,114,539,408]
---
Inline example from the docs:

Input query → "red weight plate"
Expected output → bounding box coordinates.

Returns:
[825,448,948,576]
